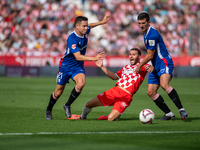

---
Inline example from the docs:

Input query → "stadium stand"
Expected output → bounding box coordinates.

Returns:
[0,0,199,57]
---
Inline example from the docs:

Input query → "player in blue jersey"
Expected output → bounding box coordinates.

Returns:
[46,15,109,120]
[135,11,188,120]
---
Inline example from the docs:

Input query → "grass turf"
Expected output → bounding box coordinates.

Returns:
[0,77,200,150]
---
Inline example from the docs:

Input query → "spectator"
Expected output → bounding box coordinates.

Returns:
[0,0,199,56]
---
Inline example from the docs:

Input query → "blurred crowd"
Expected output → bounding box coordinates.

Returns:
[0,0,200,57]
[88,0,200,56]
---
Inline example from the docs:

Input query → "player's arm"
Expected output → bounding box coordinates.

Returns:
[74,51,105,61]
[135,49,155,73]
[94,60,118,80]
[88,14,109,29]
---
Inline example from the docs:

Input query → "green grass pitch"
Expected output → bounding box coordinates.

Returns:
[0,77,200,150]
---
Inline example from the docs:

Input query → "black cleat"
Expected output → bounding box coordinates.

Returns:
[158,113,175,121]
[46,110,53,120]
[80,116,87,119]
[180,110,188,120]
[63,105,71,118]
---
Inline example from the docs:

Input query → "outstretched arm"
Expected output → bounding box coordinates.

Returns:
[74,52,105,61]
[88,14,109,29]
[94,60,118,80]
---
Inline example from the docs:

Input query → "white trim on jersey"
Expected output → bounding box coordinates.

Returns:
[115,73,120,79]
[157,43,169,74]
[73,31,84,38]
[166,66,169,73]
[157,43,163,59]
[145,26,152,38]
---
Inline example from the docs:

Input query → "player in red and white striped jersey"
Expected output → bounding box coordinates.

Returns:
[71,48,154,121]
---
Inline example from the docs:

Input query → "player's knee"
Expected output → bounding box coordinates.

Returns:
[76,82,85,90]
[54,91,62,98]
[107,116,115,121]
[107,115,118,121]
[86,101,93,108]
[147,90,154,97]
[85,102,90,108]
[160,84,169,91]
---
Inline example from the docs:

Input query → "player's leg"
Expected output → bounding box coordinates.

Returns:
[98,108,122,121]
[64,73,85,118]
[46,69,69,120]
[147,84,170,113]
[98,97,130,121]
[107,109,121,121]
[160,73,188,119]
[147,83,175,120]
[147,72,174,120]
[107,101,129,121]
[49,84,66,110]
[81,96,104,119]
[98,87,132,121]
[46,84,65,120]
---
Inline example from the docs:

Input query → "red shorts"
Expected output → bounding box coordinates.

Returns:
[97,86,132,114]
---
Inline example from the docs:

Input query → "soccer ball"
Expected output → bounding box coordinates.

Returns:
[139,109,155,124]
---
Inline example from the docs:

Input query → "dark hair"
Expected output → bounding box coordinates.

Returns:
[137,11,150,22]
[74,16,88,27]
[130,48,141,56]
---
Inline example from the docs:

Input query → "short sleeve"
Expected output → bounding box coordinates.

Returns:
[68,38,80,54]
[147,34,158,50]
[115,67,124,79]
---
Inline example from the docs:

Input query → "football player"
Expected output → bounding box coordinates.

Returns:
[46,15,109,120]
[135,11,188,120]
[72,48,154,121]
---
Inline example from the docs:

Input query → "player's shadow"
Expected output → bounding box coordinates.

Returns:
[118,117,200,122]
[55,116,200,122]
[118,117,140,121]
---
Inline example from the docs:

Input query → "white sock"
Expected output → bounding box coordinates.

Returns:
[178,108,185,112]
[81,104,92,119]
[166,111,174,116]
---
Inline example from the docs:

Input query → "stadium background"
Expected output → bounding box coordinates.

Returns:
[0,0,200,77]
[0,2,200,149]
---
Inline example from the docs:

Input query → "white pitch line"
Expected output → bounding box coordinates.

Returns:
[0,131,200,136]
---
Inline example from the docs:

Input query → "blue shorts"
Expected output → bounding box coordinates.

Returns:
[56,67,85,85]
[148,61,174,85]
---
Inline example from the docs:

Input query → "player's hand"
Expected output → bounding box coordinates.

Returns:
[95,52,105,61]
[101,14,110,24]
[135,65,141,73]
[145,65,154,73]
[94,59,103,68]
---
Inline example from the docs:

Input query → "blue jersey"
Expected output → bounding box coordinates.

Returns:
[143,26,173,71]
[59,26,91,70]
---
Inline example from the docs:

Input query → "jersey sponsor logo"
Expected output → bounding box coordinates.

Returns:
[123,68,135,74]
[160,68,165,73]
[100,92,104,96]
[149,40,155,46]
[117,66,141,89]
[121,102,127,108]
[72,44,76,49]
[79,45,87,51]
